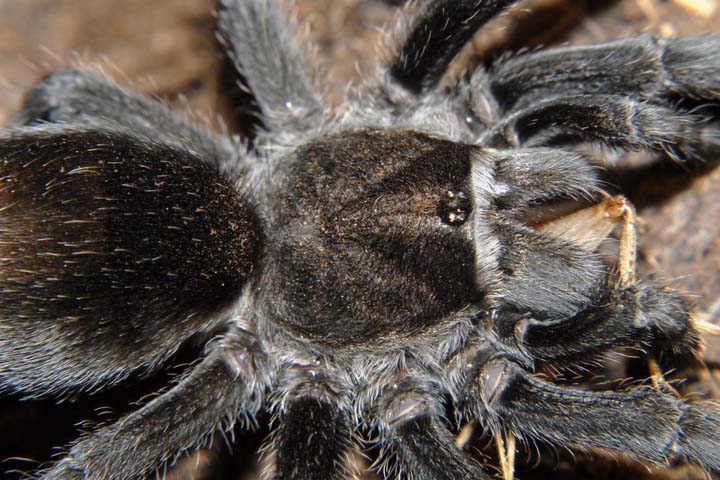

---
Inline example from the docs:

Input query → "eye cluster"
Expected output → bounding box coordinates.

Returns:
[439,190,471,226]
[0,1,719,480]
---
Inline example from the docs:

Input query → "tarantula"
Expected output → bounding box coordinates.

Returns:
[1,0,720,479]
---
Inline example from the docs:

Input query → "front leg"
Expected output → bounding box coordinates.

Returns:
[491,195,701,371]
[263,365,354,480]
[498,281,699,371]
[459,358,720,475]
[41,326,271,480]
[217,0,326,136]
[386,0,518,94]
[9,70,236,163]
[370,377,492,480]
[488,36,720,112]
[480,94,718,161]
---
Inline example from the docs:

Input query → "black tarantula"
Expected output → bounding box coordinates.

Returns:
[2,0,720,479]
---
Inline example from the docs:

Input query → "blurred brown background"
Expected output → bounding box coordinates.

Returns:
[1,0,719,479]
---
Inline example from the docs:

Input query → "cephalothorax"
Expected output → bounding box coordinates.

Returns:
[1,1,719,479]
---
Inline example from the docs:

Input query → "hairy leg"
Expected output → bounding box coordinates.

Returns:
[491,197,699,370]
[265,366,353,480]
[497,282,698,370]
[489,35,720,112]
[217,0,326,136]
[480,94,718,159]
[477,147,603,212]
[387,0,518,95]
[8,70,235,164]
[371,379,491,480]
[459,358,720,475]
[40,326,270,480]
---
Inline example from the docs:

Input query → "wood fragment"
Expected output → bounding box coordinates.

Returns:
[537,195,626,253]
[694,314,720,335]
[454,423,475,448]
[536,195,637,287]
[648,358,680,397]
[495,431,516,480]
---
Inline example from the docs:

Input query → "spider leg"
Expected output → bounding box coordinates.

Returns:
[544,197,704,387]
[475,188,699,372]
[7,70,234,164]
[478,147,604,212]
[489,217,609,319]
[271,397,353,480]
[459,358,720,475]
[489,36,720,112]
[217,0,326,136]
[40,326,270,480]
[386,0,519,95]
[505,281,698,370]
[265,367,353,480]
[480,94,719,160]
[372,381,492,480]
[489,196,698,369]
